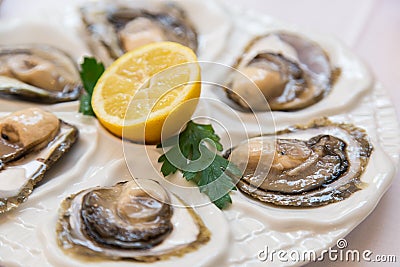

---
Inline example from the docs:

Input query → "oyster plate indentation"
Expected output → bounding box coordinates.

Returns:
[0,113,99,265]
[40,159,230,267]
[205,2,374,127]
[224,82,399,267]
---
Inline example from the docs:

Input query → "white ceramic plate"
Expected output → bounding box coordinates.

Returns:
[0,0,399,267]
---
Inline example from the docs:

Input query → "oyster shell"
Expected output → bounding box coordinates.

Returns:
[57,179,210,262]
[0,108,78,213]
[0,44,81,103]
[226,32,338,111]
[80,1,198,66]
[225,118,373,207]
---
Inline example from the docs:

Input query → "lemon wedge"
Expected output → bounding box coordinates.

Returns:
[91,42,201,144]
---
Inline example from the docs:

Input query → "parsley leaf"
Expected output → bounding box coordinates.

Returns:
[79,57,104,116]
[79,57,105,95]
[158,121,242,209]
[78,94,95,116]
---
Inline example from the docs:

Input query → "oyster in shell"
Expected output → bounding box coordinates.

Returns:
[80,1,198,66]
[0,108,78,213]
[57,179,210,261]
[0,45,81,103]
[225,118,373,207]
[226,32,338,111]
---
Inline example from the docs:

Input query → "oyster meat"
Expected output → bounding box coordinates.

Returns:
[225,118,373,207]
[57,179,210,262]
[0,45,82,103]
[0,108,78,213]
[226,32,338,111]
[80,1,198,66]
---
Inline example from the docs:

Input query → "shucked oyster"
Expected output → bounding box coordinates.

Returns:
[0,45,82,103]
[225,118,372,207]
[226,32,339,111]
[80,1,198,66]
[57,180,210,261]
[0,108,78,213]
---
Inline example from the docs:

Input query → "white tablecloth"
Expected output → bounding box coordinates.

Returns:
[224,0,400,266]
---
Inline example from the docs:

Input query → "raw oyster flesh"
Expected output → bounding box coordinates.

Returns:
[80,1,198,65]
[225,118,373,207]
[226,32,339,111]
[0,44,82,103]
[57,179,210,262]
[0,108,78,213]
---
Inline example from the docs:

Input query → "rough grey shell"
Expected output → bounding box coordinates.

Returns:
[0,109,78,214]
[226,32,339,111]
[225,118,373,207]
[0,44,82,103]
[57,180,210,262]
[80,1,198,66]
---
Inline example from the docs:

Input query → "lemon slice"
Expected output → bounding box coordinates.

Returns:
[91,42,201,144]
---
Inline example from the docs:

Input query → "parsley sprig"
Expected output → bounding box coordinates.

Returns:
[158,121,241,209]
[78,57,104,116]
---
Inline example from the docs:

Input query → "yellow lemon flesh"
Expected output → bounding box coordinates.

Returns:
[91,42,201,144]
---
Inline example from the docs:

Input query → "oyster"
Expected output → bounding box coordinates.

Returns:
[226,32,338,111]
[80,1,198,66]
[57,179,210,261]
[0,108,78,213]
[225,118,373,207]
[0,44,81,103]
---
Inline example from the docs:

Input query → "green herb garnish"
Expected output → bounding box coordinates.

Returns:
[79,57,105,116]
[158,121,242,209]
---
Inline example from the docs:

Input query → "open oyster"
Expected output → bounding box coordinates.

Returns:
[80,1,198,66]
[225,118,373,207]
[0,45,82,103]
[226,32,338,111]
[57,179,210,261]
[0,108,78,213]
